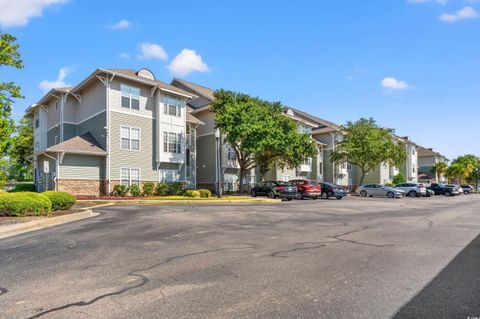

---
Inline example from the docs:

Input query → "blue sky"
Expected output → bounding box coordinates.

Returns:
[1,0,479,159]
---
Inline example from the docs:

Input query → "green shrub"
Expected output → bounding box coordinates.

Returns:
[392,173,406,185]
[198,189,212,198]
[184,190,201,198]
[143,182,155,196]
[168,182,184,195]
[385,182,395,187]
[43,191,76,210]
[0,192,52,216]
[11,183,35,192]
[155,182,169,196]
[129,184,141,197]
[113,184,128,196]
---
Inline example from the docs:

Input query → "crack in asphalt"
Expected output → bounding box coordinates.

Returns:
[24,246,254,319]
[0,287,8,296]
[270,244,327,257]
[327,226,394,247]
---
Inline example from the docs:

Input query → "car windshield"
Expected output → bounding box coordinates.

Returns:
[307,181,319,186]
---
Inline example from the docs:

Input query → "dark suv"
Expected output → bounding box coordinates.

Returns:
[428,183,460,196]
[289,179,322,200]
[250,181,297,200]
[320,182,348,200]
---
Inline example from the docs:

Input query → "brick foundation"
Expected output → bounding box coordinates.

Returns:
[57,179,106,197]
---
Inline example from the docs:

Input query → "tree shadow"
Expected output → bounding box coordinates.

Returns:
[393,234,480,318]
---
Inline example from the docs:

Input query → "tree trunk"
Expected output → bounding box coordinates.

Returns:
[359,170,367,187]
[238,167,245,194]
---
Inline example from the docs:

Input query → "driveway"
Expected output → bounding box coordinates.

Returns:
[1,195,479,318]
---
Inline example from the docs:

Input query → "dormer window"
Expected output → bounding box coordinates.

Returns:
[121,84,140,110]
[162,94,182,117]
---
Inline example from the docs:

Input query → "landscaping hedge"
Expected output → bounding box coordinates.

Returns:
[43,191,76,210]
[10,183,35,192]
[184,190,201,198]
[198,189,212,198]
[129,184,141,197]
[143,182,155,196]
[0,192,52,216]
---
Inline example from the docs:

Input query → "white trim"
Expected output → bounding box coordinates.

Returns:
[196,132,215,138]
[47,123,60,131]
[120,125,141,152]
[159,87,192,99]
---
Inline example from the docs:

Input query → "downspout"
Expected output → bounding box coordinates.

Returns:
[106,74,113,194]
[60,93,65,142]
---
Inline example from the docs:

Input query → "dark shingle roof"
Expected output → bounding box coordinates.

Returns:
[172,78,214,100]
[47,133,107,156]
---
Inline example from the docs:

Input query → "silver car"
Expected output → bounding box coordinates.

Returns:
[359,184,405,199]
[394,183,427,197]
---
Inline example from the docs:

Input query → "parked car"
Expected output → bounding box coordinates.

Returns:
[394,183,427,197]
[359,184,405,199]
[251,181,297,200]
[428,183,460,196]
[461,185,474,194]
[319,182,348,200]
[289,179,322,200]
[426,188,435,197]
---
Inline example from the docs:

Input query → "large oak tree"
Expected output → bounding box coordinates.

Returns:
[211,90,318,192]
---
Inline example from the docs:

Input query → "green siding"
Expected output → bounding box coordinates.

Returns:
[196,134,216,184]
[78,111,107,149]
[63,123,77,141]
[60,154,104,180]
[110,111,158,181]
[47,126,59,147]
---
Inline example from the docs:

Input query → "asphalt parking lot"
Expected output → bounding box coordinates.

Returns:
[1,195,479,319]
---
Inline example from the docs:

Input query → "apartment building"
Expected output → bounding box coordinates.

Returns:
[26,68,203,196]
[417,146,449,184]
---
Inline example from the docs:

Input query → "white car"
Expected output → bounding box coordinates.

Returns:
[359,184,405,199]
[394,183,427,197]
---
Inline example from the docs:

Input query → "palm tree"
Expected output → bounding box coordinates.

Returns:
[431,161,448,182]
[446,163,465,184]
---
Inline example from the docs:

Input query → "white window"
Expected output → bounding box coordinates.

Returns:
[161,94,182,117]
[121,84,140,110]
[160,169,178,182]
[226,144,236,161]
[163,132,181,153]
[121,168,140,186]
[120,126,140,151]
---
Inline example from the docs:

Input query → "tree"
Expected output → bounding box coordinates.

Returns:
[330,118,406,186]
[392,173,406,185]
[1,32,24,156]
[8,118,33,181]
[211,90,318,192]
[446,163,464,184]
[431,161,448,182]
[449,155,480,184]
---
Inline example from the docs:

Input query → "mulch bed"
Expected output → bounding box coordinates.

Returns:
[0,208,83,226]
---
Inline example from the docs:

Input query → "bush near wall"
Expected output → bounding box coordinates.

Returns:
[113,184,129,197]
[129,184,142,197]
[143,182,155,196]
[0,192,52,216]
[9,183,35,192]
[198,189,212,198]
[155,182,169,196]
[43,191,76,211]
[184,190,201,198]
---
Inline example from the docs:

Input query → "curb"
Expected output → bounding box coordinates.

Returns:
[77,199,281,205]
[0,209,99,240]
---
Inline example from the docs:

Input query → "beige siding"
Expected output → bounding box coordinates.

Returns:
[109,78,155,119]
[59,154,103,180]
[63,95,77,122]
[78,80,106,122]
[110,111,158,181]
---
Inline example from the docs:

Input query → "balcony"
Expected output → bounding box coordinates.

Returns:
[335,164,348,176]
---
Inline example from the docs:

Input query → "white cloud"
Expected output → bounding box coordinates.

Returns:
[39,67,70,92]
[439,6,478,22]
[168,49,209,77]
[137,43,168,60]
[0,0,67,27]
[119,52,131,59]
[108,19,132,30]
[381,77,409,90]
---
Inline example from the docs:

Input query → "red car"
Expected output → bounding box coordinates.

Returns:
[289,179,322,200]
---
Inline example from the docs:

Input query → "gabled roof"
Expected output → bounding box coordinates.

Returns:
[46,133,107,156]
[172,78,214,100]
[417,145,448,160]
[100,68,195,98]
[186,106,204,125]
[287,107,342,132]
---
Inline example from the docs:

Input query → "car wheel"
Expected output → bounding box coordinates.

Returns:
[360,190,367,197]
[250,190,257,197]
[297,192,304,200]
[387,192,395,199]
[287,197,293,201]
[267,191,275,199]
[408,191,417,198]
[322,192,329,199]
[336,196,343,200]
[445,191,452,197]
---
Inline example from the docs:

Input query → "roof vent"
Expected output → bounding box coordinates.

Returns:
[136,68,155,81]
[286,109,294,116]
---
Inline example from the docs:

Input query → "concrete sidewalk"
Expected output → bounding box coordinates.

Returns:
[77,197,281,205]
